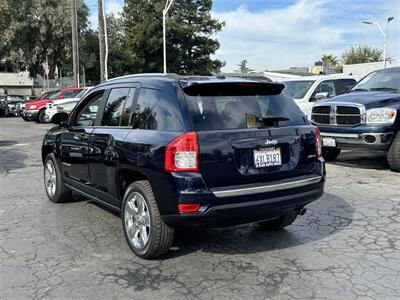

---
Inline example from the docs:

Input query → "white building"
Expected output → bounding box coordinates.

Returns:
[343,60,400,78]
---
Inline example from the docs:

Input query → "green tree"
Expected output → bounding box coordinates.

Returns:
[0,0,90,79]
[79,29,100,85]
[321,54,338,66]
[168,0,225,74]
[106,13,136,78]
[341,45,383,65]
[122,0,164,73]
[237,60,253,74]
[122,0,224,74]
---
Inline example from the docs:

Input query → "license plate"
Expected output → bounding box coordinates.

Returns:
[254,148,282,168]
[322,137,336,147]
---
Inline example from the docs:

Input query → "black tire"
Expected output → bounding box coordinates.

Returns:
[44,154,72,203]
[122,180,174,259]
[36,109,48,123]
[258,214,298,230]
[322,148,341,161]
[22,117,30,121]
[387,131,400,172]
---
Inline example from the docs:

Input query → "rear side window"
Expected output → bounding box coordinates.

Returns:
[133,88,160,129]
[101,88,132,126]
[133,88,185,131]
[185,92,306,131]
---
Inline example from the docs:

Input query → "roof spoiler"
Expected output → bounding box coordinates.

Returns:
[182,82,285,97]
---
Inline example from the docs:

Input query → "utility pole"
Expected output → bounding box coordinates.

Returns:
[163,0,174,74]
[71,0,80,87]
[98,0,108,81]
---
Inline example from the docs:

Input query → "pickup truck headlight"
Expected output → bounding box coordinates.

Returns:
[366,108,397,125]
[29,105,37,110]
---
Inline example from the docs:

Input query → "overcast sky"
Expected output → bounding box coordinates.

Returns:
[85,0,400,72]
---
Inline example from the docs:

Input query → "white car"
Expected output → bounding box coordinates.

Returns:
[44,87,93,122]
[281,75,357,118]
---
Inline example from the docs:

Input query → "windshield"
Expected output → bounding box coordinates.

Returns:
[40,90,59,100]
[6,96,25,103]
[48,90,62,99]
[282,80,315,99]
[351,69,400,92]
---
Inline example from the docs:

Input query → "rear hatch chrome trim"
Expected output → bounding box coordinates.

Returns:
[211,174,323,198]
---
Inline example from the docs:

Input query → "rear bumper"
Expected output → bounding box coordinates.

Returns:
[161,173,325,228]
[23,109,39,120]
[320,131,393,150]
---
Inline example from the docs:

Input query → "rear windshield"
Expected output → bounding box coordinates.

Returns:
[185,92,306,131]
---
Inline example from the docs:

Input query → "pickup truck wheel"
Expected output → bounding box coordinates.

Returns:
[387,132,400,172]
[258,214,298,230]
[322,148,341,161]
[44,154,72,203]
[122,180,174,259]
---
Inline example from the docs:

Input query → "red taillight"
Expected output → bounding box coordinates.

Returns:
[165,132,199,172]
[178,204,201,213]
[314,127,322,158]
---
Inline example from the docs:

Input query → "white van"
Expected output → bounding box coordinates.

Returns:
[281,75,357,118]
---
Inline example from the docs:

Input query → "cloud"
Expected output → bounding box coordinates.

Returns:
[212,0,400,72]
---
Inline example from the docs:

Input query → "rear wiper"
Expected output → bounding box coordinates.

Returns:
[350,88,368,92]
[247,113,290,128]
[370,87,399,92]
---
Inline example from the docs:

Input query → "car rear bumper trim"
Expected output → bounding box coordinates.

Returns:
[210,174,323,198]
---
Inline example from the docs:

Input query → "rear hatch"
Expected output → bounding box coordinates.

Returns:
[182,81,320,188]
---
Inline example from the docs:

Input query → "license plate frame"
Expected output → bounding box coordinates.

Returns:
[322,137,336,147]
[253,147,282,168]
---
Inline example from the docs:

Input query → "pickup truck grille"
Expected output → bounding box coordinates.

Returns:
[311,104,364,126]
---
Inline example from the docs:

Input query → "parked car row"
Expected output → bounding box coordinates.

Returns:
[40,66,400,259]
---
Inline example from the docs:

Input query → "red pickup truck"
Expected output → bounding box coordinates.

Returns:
[23,88,82,122]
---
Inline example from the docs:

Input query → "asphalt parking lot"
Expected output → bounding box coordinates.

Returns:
[0,117,399,299]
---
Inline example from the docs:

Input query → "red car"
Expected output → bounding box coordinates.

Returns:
[23,88,82,122]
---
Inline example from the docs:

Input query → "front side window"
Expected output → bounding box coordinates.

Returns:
[75,92,104,126]
[311,80,336,101]
[101,88,132,126]
[334,79,356,95]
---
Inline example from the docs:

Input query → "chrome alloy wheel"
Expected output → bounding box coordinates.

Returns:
[124,192,151,249]
[44,160,57,197]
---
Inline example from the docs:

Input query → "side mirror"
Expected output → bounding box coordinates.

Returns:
[52,112,69,126]
[315,92,329,101]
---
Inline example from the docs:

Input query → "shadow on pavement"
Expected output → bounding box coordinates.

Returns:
[330,150,388,170]
[0,141,28,172]
[166,193,354,258]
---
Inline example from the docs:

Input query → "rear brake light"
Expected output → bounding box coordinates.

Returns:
[178,204,201,213]
[165,132,199,172]
[314,127,322,158]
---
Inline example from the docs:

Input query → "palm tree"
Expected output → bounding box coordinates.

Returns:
[321,54,338,66]
[237,60,253,74]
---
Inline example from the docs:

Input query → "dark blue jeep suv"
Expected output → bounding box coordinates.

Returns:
[42,74,325,258]
[312,67,400,172]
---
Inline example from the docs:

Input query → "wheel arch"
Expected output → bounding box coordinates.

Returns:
[117,168,149,202]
